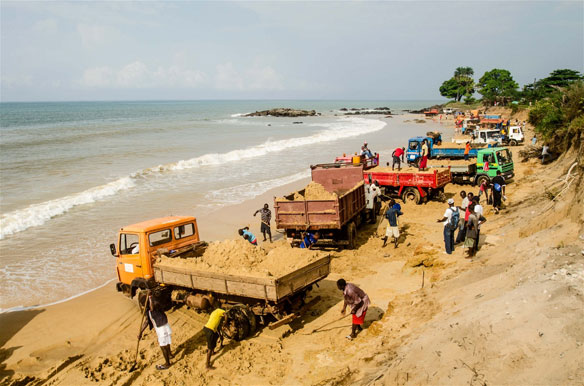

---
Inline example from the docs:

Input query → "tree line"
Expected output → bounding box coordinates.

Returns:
[439,67,582,106]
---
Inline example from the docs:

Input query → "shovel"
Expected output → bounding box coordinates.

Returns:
[307,314,349,334]
[129,290,150,372]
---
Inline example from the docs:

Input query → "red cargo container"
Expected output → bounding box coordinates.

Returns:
[364,166,451,204]
[274,164,366,249]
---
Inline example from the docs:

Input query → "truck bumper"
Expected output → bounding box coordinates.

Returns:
[115,282,124,292]
[503,171,515,180]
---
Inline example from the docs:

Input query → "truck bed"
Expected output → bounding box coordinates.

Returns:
[364,166,451,188]
[153,255,331,302]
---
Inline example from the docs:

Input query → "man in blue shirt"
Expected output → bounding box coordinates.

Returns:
[300,232,319,249]
[383,200,403,248]
[238,227,257,245]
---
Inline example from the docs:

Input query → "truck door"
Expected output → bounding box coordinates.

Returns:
[407,140,420,163]
[117,233,143,284]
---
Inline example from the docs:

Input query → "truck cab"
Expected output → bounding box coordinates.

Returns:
[110,216,200,297]
[474,129,502,145]
[506,126,524,146]
[475,147,514,185]
[406,136,434,165]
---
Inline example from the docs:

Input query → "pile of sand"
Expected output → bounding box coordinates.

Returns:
[157,239,321,277]
[295,181,337,200]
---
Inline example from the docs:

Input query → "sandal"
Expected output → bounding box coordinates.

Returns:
[345,335,353,341]
[156,364,169,370]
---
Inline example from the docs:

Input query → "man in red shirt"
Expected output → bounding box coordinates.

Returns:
[392,147,405,171]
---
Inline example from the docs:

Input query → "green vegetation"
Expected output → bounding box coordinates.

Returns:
[439,67,475,102]
[476,69,519,106]
[522,69,583,102]
[528,81,584,151]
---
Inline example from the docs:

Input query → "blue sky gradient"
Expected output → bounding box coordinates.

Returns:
[1,1,583,102]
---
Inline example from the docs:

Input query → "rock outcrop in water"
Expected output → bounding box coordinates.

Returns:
[341,107,392,115]
[245,108,317,117]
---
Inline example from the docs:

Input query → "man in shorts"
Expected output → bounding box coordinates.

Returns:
[337,278,370,340]
[253,203,272,242]
[391,147,406,171]
[203,307,226,369]
[382,199,403,248]
[138,293,172,370]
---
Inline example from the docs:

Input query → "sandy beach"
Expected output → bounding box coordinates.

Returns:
[1,109,583,386]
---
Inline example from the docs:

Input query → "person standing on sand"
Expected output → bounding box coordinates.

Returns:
[337,279,370,341]
[542,144,550,164]
[464,141,471,161]
[478,179,489,203]
[532,135,537,146]
[437,198,459,254]
[464,203,479,258]
[203,307,226,370]
[238,227,257,245]
[490,171,506,214]
[382,199,403,248]
[455,191,469,244]
[392,147,406,171]
[472,199,486,252]
[419,139,429,171]
[253,203,272,243]
[138,294,172,370]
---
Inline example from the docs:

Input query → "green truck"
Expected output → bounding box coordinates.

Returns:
[428,147,514,186]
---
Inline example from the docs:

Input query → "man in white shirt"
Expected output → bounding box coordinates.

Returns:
[472,196,485,251]
[365,183,380,223]
[436,198,458,254]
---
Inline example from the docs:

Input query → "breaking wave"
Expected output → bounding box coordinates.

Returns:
[0,117,385,238]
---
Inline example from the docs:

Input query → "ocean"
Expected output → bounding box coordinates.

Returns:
[0,100,442,311]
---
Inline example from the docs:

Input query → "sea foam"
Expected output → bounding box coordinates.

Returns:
[0,117,385,238]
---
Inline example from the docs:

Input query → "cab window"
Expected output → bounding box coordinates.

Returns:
[408,141,419,150]
[120,233,139,255]
[174,223,195,240]
[496,149,511,164]
[149,229,172,247]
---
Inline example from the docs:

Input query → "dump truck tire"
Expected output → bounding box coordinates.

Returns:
[402,187,421,204]
[509,139,517,146]
[475,175,490,187]
[234,304,257,335]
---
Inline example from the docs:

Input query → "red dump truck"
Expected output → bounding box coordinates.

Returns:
[364,166,451,204]
[274,163,366,249]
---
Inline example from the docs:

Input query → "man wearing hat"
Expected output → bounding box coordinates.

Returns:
[436,198,459,254]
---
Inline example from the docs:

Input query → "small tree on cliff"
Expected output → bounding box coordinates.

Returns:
[439,67,475,102]
[477,69,518,106]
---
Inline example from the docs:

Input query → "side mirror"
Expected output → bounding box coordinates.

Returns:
[110,243,117,256]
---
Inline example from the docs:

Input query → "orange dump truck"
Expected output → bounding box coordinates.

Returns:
[110,216,330,335]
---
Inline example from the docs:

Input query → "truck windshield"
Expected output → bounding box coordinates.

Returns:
[496,149,512,164]
[409,141,419,150]
[174,223,195,239]
[149,229,172,247]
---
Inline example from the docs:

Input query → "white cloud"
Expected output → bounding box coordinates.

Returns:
[215,62,283,91]
[77,23,118,48]
[32,18,58,34]
[80,61,207,88]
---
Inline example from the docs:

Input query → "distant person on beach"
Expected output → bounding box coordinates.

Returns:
[455,190,468,244]
[464,142,471,161]
[238,227,257,245]
[464,203,479,258]
[419,139,429,171]
[542,144,550,164]
[203,307,226,370]
[392,147,405,171]
[138,293,172,370]
[383,199,403,248]
[361,145,373,159]
[436,198,459,254]
[300,232,319,249]
[472,196,485,251]
[253,203,272,243]
[478,179,489,203]
[337,278,370,341]
[532,135,537,145]
[490,171,506,214]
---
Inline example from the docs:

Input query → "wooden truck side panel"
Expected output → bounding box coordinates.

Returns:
[153,255,331,302]
[364,168,451,189]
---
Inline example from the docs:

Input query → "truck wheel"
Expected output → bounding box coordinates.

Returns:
[224,307,250,341]
[509,139,517,146]
[347,222,357,249]
[402,187,421,205]
[135,287,148,312]
[234,304,257,335]
[476,175,490,187]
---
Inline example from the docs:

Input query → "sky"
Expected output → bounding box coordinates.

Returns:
[1,1,583,102]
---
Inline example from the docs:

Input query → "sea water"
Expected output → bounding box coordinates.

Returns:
[0,100,442,310]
